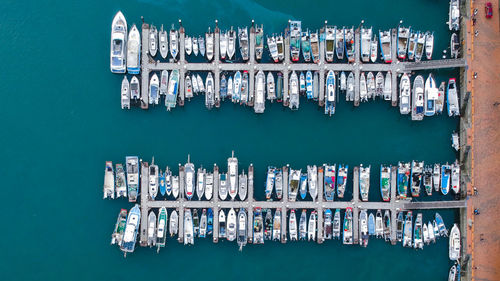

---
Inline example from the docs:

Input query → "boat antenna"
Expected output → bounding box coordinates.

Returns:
[179,19,182,28]
[251,19,254,28]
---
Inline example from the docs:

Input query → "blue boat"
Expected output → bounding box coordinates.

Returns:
[435,212,448,236]
[306,71,313,99]
[165,168,172,196]
[337,164,348,198]
[120,204,141,256]
[207,208,213,235]
[220,75,227,99]
[441,164,451,195]
[159,171,166,196]
[368,212,375,235]
[233,71,242,103]
[299,173,308,200]
[325,70,336,116]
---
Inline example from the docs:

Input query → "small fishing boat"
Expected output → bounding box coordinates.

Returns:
[185,75,193,100]
[325,26,335,62]
[121,76,130,109]
[323,209,333,240]
[267,72,276,102]
[156,207,167,251]
[399,73,411,114]
[346,72,354,101]
[305,71,313,99]
[115,164,127,198]
[449,0,460,31]
[185,36,192,56]
[127,24,140,74]
[184,155,195,200]
[289,209,298,241]
[275,169,283,200]
[158,170,166,196]
[206,30,214,61]
[219,173,228,200]
[428,221,436,243]
[415,32,426,62]
[408,31,418,61]
[402,211,413,247]
[220,75,227,100]
[165,69,179,110]
[435,212,448,237]
[397,26,410,60]
[433,164,441,192]
[360,72,367,102]
[383,71,391,100]
[307,165,318,201]
[423,220,429,245]
[205,72,215,109]
[413,213,424,249]
[425,32,434,59]
[149,73,160,105]
[192,37,199,56]
[184,209,194,245]
[333,209,341,239]
[336,164,347,198]
[207,208,213,236]
[308,210,317,241]
[227,76,233,99]
[130,76,140,101]
[375,71,384,97]
[436,81,445,114]
[441,163,451,195]
[264,209,273,240]
[335,27,345,60]
[368,213,375,236]
[148,160,159,200]
[449,224,460,260]
[199,36,205,57]
[301,30,311,62]
[147,211,157,247]
[219,209,226,238]
[238,27,249,61]
[120,204,140,255]
[192,209,200,237]
[359,209,369,247]
[449,265,457,281]
[310,31,319,63]
[451,161,460,194]
[324,164,336,201]
[299,72,306,94]
[172,175,179,199]
[254,70,266,113]
[149,25,158,58]
[197,74,205,93]
[379,30,392,63]
[227,151,238,200]
[290,21,302,62]
[196,167,206,200]
[325,70,336,115]
[289,71,300,110]
[396,211,404,242]
[110,11,127,73]
[273,209,281,241]
[450,33,459,59]
[204,172,213,200]
[159,25,168,59]
[370,35,378,63]
[359,165,371,201]
[299,173,308,200]
[111,209,127,245]
[227,27,236,60]
[276,72,283,101]
[255,25,264,60]
[165,168,172,197]
[447,78,460,117]
[237,209,247,250]
[253,208,264,244]
[276,34,284,62]
[360,27,372,62]
[288,169,301,201]
[412,74,425,120]
[383,210,391,242]
[424,74,438,116]
[397,162,410,199]
[169,209,178,237]
[380,165,391,201]
[367,72,376,99]
[233,71,242,103]
[159,70,168,96]
[238,171,247,201]
[267,35,278,62]
[374,210,383,238]
[125,156,139,202]
[410,160,424,197]
[343,207,353,244]
[227,208,237,241]
[313,72,319,100]
[423,165,433,196]
[169,26,178,60]
[340,71,347,92]
[345,27,355,63]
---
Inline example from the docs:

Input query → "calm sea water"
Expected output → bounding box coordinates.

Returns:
[1,0,460,280]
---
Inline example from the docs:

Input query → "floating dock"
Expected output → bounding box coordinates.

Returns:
[139,22,466,110]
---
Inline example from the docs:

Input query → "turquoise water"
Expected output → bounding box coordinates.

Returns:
[1,0,460,280]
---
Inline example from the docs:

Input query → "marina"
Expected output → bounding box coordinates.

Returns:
[104,154,466,254]
[111,14,467,116]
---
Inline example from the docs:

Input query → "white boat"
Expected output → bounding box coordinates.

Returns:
[370,35,378,63]
[206,30,214,61]
[428,221,435,243]
[450,33,459,59]
[192,37,199,56]
[325,26,335,62]
[238,27,249,61]
[266,72,276,102]
[220,31,228,60]
[447,78,460,117]
[289,71,299,110]
[103,161,114,199]
[184,209,194,245]
[110,11,127,73]
[379,30,392,63]
[159,25,168,59]
[423,221,429,245]
[399,73,411,114]
[196,167,206,200]
[199,36,205,57]
[237,209,247,250]
[254,70,266,113]
[120,204,140,255]
[115,164,127,198]
[340,71,347,91]
[205,72,214,109]
[227,27,236,60]
[411,75,425,121]
[169,210,178,237]
[335,27,344,60]
[205,172,213,200]
[149,73,159,105]
[425,32,434,60]
[127,24,140,74]
[424,74,438,116]
[148,160,158,200]
[449,224,460,260]
[436,82,445,114]
[288,169,301,201]
[130,76,140,101]
[375,71,384,97]
[147,211,157,247]
[184,155,195,200]
[360,72,367,102]
[197,74,205,93]
[449,0,460,31]
[273,210,281,241]
[227,76,233,99]
[238,171,247,201]
[325,70,336,115]
[408,31,418,61]
[149,25,158,57]
[359,165,370,201]
[359,209,369,247]
[307,165,318,200]
[415,32,426,62]
[451,161,460,194]
[219,173,228,200]
[449,265,457,281]
[367,72,375,99]
[227,151,238,200]
[299,210,307,240]
[360,27,372,62]
[159,70,169,96]
[121,76,130,109]
[267,35,279,63]
[185,36,192,56]
[169,26,178,59]
[346,72,354,101]
[308,211,317,241]
[276,35,284,62]
[413,213,424,249]
[219,209,226,238]
[227,208,237,241]
[383,71,392,101]
[289,210,298,241]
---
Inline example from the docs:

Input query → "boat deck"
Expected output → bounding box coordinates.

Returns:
[140,23,466,111]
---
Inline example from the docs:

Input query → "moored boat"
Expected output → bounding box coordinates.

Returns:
[383,71,392,101]
[410,160,424,197]
[227,151,238,200]
[423,165,433,196]
[424,74,438,116]
[379,30,392,63]
[449,0,460,31]
[120,204,140,255]
[127,24,140,74]
[290,21,302,62]
[206,29,214,61]
[156,207,167,251]
[185,36,192,56]
[447,78,460,117]
[288,169,301,201]
[441,163,451,195]
[111,209,127,245]
[335,27,345,60]
[169,209,178,237]
[273,209,281,241]
[449,224,460,260]
[205,172,214,200]
[375,209,384,238]
[325,70,336,115]
[184,209,194,245]
[299,173,308,200]
[413,213,424,249]
[451,161,460,194]
[254,70,266,113]
[308,210,317,241]
[219,173,228,200]
[169,26,178,60]
[436,212,448,237]
[148,159,158,200]
[359,165,370,201]
[255,25,264,60]
[359,209,369,247]
[307,165,318,201]
[115,164,127,198]
[219,209,226,238]
[360,72,367,102]
[103,161,114,199]
[324,209,333,240]
[399,73,411,114]
[433,164,441,192]
[110,11,127,74]
[402,211,413,247]
[227,27,236,60]
[159,25,168,59]
[121,76,130,109]
[253,208,264,244]
[267,35,278,63]
[264,209,273,240]
[310,31,320,63]
[237,208,247,250]
[415,32,426,62]
[184,155,195,200]
[408,31,418,61]
[238,171,247,201]
[301,30,311,62]
[397,26,410,60]
[380,165,391,201]
[196,167,206,200]
[425,32,434,60]
[360,27,372,62]
[383,210,391,241]
[275,169,283,200]
[126,156,139,202]
[149,73,160,105]
[238,27,249,61]
[205,72,215,109]
[450,33,459,59]
[343,207,353,244]
[370,35,378,63]
[412,75,425,121]
[227,208,237,241]
[397,162,410,199]
[333,209,341,239]
[165,69,179,110]
[345,27,355,63]
[337,164,348,198]
[130,76,140,101]
[192,37,199,56]
[325,26,335,62]
[324,164,336,201]
[289,209,298,241]
[267,72,276,102]
[396,211,404,242]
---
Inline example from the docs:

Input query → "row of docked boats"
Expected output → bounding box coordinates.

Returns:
[103,159,460,202]
[399,73,460,119]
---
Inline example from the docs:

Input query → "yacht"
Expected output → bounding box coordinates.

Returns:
[399,73,411,114]
[110,11,127,73]
[121,76,130,109]
[159,25,168,59]
[127,24,140,74]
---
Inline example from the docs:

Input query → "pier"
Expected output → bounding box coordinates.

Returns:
[136,163,466,247]
[139,22,467,110]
